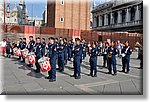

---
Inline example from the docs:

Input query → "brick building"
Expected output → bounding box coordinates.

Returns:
[47,0,91,38]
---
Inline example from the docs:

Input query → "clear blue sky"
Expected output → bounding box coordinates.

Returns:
[6,0,110,18]
[8,0,47,18]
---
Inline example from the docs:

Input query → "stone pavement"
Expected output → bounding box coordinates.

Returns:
[0,52,143,95]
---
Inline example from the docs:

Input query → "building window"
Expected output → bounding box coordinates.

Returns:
[60,17,64,22]
[61,0,64,5]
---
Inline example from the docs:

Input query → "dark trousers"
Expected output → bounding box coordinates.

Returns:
[103,55,108,67]
[64,50,68,65]
[35,57,41,72]
[58,53,64,71]
[108,57,117,74]
[48,59,56,80]
[68,48,72,60]
[90,57,97,76]
[122,57,130,72]
[74,57,81,77]
[82,51,86,59]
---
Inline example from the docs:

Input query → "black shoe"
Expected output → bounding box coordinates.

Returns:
[34,70,40,73]
[93,74,97,77]
[112,73,117,76]
[27,64,33,67]
[49,79,56,82]
[70,75,76,77]
[126,71,129,74]
[59,69,64,72]
[121,70,125,72]
[106,72,112,74]
[21,61,25,63]
[75,76,81,79]
[88,73,92,76]
[45,76,51,79]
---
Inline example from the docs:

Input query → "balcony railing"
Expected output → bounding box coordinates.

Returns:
[93,20,143,30]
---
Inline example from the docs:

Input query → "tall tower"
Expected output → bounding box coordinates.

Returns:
[47,0,91,30]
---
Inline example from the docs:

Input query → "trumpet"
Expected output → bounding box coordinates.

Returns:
[108,51,112,58]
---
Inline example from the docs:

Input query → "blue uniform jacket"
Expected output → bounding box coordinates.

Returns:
[48,43,57,60]
[68,43,73,50]
[74,44,83,59]
[27,40,35,52]
[90,47,98,58]
[41,42,46,56]
[58,43,65,54]
[64,42,68,53]
[121,46,132,59]
[34,42,42,58]
[108,46,117,59]
[82,43,86,52]
[19,42,26,50]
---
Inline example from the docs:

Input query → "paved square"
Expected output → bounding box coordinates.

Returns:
[0,52,143,95]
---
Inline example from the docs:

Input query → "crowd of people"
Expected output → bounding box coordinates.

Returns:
[0,36,143,82]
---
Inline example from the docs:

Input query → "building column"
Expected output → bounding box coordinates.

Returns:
[135,5,140,21]
[104,14,108,26]
[99,15,102,26]
[126,8,131,23]
[110,12,114,24]
[92,16,96,27]
[117,10,122,24]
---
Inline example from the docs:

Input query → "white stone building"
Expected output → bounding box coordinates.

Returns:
[91,0,143,33]
[0,0,28,25]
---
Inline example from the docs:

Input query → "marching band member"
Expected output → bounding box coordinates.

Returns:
[102,42,109,68]
[27,36,35,67]
[57,39,65,72]
[21,38,27,63]
[63,38,68,65]
[71,38,83,79]
[89,42,98,77]
[46,37,57,82]
[34,37,43,73]
[18,38,23,60]
[107,41,118,75]
[121,41,132,74]
[6,38,11,58]
[41,38,46,57]
[68,40,73,61]
[82,40,87,60]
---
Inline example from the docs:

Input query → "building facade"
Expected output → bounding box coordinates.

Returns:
[92,0,143,33]
[0,0,28,25]
[47,0,91,30]
[42,7,47,26]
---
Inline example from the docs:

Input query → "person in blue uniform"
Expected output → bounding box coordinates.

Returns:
[27,36,35,67]
[89,42,98,77]
[45,37,57,82]
[21,38,27,63]
[102,42,109,68]
[41,38,46,57]
[107,41,118,75]
[71,38,83,79]
[34,37,42,73]
[68,40,73,61]
[18,38,23,60]
[6,38,11,58]
[63,38,68,65]
[82,40,87,60]
[55,38,59,64]
[121,41,132,74]
[57,39,65,72]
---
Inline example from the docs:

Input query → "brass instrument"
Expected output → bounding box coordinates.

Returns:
[108,52,112,58]
[107,47,113,58]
